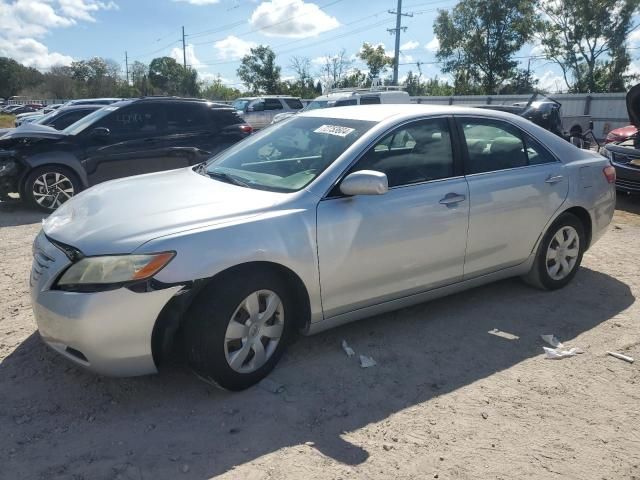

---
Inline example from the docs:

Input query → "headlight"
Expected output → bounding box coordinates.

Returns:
[57,252,175,287]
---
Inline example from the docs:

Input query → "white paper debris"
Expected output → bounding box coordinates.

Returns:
[543,346,583,359]
[540,335,564,348]
[359,355,377,368]
[341,340,355,357]
[488,328,519,340]
[313,125,356,137]
[606,351,634,363]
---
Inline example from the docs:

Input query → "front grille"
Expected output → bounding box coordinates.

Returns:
[30,251,54,286]
[612,152,640,168]
[616,178,640,192]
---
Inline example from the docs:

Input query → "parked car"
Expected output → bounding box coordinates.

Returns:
[2,105,25,114]
[14,104,66,126]
[232,96,304,129]
[30,104,615,390]
[272,87,411,124]
[6,104,42,115]
[65,98,124,106]
[477,94,593,146]
[0,104,104,136]
[604,124,637,144]
[602,83,640,193]
[0,98,252,208]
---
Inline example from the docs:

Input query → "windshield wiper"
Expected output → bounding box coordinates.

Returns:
[206,170,250,188]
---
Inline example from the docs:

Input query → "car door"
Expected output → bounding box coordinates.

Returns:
[316,117,470,318]
[456,116,569,278]
[81,103,171,184]
[163,102,215,166]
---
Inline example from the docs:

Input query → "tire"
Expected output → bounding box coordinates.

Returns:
[23,165,81,212]
[183,270,295,391]
[524,213,586,290]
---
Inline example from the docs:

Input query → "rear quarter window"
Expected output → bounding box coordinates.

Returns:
[283,98,303,109]
[210,108,244,127]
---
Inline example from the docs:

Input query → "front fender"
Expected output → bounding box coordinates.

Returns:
[23,151,89,188]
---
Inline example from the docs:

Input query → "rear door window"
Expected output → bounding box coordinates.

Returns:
[459,118,528,174]
[264,98,284,110]
[283,98,304,109]
[335,99,358,106]
[360,96,381,105]
[166,103,209,133]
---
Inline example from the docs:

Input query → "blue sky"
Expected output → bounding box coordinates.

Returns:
[1,0,633,92]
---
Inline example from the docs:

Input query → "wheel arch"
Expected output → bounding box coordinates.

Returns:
[22,153,89,190]
[562,206,593,249]
[151,261,312,368]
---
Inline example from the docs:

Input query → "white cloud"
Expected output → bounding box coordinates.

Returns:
[173,0,220,4]
[0,1,117,71]
[249,0,340,38]
[425,37,439,52]
[400,40,420,51]
[535,69,565,93]
[170,44,203,68]
[213,35,257,60]
[630,29,640,44]
[400,52,414,63]
[0,37,74,69]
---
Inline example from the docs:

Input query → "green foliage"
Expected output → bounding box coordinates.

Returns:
[0,57,43,99]
[358,43,393,82]
[201,77,242,101]
[538,0,640,92]
[70,57,120,97]
[434,0,536,94]
[237,46,281,94]
[403,71,455,96]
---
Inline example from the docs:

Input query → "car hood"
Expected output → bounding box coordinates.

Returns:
[43,167,287,255]
[627,83,640,128]
[0,123,67,140]
[0,127,13,137]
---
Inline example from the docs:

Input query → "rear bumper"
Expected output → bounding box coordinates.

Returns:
[30,231,181,376]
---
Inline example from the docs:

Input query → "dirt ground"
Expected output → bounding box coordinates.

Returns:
[1,197,639,480]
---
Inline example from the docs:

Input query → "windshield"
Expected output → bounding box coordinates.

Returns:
[232,99,250,111]
[302,100,329,111]
[62,105,115,135]
[205,116,375,192]
[34,109,60,125]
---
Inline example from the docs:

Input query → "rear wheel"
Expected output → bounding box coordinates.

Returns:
[524,213,586,290]
[24,165,81,212]
[183,270,294,391]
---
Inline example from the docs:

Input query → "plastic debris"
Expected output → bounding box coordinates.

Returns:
[543,346,583,359]
[341,339,355,357]
[258,378,285,394]
[488,328,519,340]
[540,335,564,348]
[606,351,634,363]
[359,355,377,368]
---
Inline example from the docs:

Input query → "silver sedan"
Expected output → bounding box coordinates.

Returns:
[30,105,616,390]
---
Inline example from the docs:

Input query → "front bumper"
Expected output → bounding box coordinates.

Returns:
[613,161,640,193]
[29,231,181,376]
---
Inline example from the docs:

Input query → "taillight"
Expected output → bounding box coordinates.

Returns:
[603,165,616,184]
[239,124,253,134]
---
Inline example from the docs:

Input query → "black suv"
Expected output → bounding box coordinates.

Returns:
[0,97,252,211]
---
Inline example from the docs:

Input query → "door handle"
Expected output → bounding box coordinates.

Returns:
[439,193,466,206]
[545,174,564,184]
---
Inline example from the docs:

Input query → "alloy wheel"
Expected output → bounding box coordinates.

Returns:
[545,226,580,281]
[224,290,285,374]
[32,172,75,210]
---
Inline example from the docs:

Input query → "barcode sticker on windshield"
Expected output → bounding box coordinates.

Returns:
[314,125,355,137]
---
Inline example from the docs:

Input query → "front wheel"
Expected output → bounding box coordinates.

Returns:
[24,165,81,212]
[183,270,294,391]
[524,213,586,290]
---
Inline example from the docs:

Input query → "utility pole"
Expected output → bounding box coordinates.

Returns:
[182,26,187,69]
[388,0,413,85]
[125,51,129,85]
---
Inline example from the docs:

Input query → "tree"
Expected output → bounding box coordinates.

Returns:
[70,57,121,97]
[434,0,537,94]
[287,56,317,97]
[201,77,241,101]
[358,43,393,83]
[148,56,186,95]
[237,46,281,94]
[319,49,352,90]
[538,0,640,92]
[0,57,43,98]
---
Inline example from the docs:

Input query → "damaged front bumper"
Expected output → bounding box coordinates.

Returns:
[0,154,21,199]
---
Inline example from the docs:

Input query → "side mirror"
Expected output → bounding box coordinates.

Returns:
[249,102,265,112]
[90,127,110,139]
[340,170,388,196]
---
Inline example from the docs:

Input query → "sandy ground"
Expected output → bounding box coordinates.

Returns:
[1,197,639,480]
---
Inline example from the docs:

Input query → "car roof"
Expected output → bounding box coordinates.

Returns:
[299,103,519,122]
[106,97,233,109]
